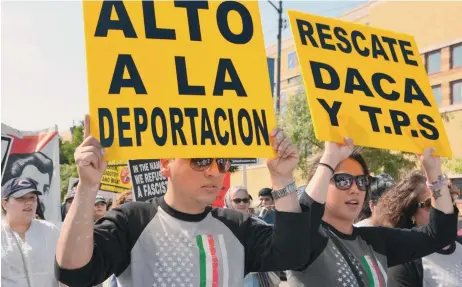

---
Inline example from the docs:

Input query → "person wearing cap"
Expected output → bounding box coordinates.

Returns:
[1,177,60,287]
[258,187,276,224]
[94,195,107,222]
[354,173,395,227]
[61,180,77,221]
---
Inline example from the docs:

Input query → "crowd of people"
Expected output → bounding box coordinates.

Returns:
[1,117,461,287]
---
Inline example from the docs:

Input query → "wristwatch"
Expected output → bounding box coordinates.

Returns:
[271,181,297,200]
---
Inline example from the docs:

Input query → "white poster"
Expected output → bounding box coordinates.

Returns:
[1,123,61,223]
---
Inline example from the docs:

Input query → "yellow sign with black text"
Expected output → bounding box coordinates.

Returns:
[83,1,275,160]
[100,161,131,193]
[288,11,452,158]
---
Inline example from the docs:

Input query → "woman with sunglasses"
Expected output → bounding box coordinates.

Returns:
[224,186,281,287]
[374,172,462,287]
[286,139,458,287]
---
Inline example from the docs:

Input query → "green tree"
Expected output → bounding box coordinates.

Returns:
[279,89,416,180]
[59,122,85,200]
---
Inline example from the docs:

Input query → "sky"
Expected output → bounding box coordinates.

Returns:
[1,1,364,132]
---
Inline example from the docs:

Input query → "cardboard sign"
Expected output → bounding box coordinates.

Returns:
[83,1,276,161]
[128,159,168,202]
[100,161,131,193]
[288,11,452,157]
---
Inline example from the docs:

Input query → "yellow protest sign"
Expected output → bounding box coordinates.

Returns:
[288,11,452,158]
[82,1,275,161]
[100,161,131,193]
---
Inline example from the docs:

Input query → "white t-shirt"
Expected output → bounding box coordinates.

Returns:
[354,217,373,227]
[423,241,462,287]
[1,219,61,287]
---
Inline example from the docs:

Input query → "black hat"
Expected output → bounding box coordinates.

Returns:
[2,178,42,199]
[258,187,273,198]
[370,173,394,201]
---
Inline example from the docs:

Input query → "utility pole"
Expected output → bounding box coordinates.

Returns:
[268,0,283,113]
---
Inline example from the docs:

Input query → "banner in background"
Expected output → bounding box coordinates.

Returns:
[83,1,276,160]
[128,159,168,202]
[1,123,60,222]
[288,11,452,157]
[100,160,131,193]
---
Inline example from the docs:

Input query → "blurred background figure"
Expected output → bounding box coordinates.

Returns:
[257,187,276,225]
[355,173,395,227]
[61,180,77,221]
[374,172,462,287]
[224,186,281,287]
[112,190,133,209]
[94,195,107,222]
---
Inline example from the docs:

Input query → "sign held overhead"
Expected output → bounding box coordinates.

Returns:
[288,11,452,157]
[83,1,276,160]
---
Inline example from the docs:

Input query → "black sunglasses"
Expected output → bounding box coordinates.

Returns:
[332,173,371,191]
[189,158,231,173]
[417,197,432,209]
[232,198,250,204]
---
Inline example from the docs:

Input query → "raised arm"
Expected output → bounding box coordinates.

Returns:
[56,115,107,270]
[358,148,458,267]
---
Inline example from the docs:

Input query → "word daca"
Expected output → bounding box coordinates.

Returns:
[296,19,419,66]
[96,1,254,97]
[98,107,270,148]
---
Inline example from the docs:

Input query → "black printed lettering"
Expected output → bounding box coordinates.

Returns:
[381,37,399,62]
[316,23,335,51]
[98,108,114,147]
[371,34,389,61]
[95,1,137,38]
[253,110,269,146]
[200,108,216,145]
[317,99,342,126]
[117,108,132,147]
[351,30,370,57]
[174,0,209,41]
[134,108,148,146]
[169,108,187,145]
[237,109,253,145]
[417,114,439,140]
[151,108,167,146]
[213,58,247,96]
[359,105,382,132]
[390,109,410,135]
[372,73,399,101]
[296,19,318,47]
[216,1,253,44]
[214,108,229,145]
[333,27,352,53]
[398,40,418,66]
[142,1,176,40]
[345,68,373,97]
[404,78,431,106]
[310,61,340,91]
[184,108,199,145]
[109,54,147,94]
[175,56,206,95]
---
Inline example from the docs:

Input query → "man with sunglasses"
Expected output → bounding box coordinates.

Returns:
[56,116,313,287]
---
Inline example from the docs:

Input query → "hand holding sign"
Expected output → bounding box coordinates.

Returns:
[418,148,442,183]
[75,115,108,189]
[266,128,299,189]
[321,137,355,169]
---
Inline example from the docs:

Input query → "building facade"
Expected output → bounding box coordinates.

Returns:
[232,1,462,200]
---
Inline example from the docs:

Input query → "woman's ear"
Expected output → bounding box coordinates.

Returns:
[160,159,171,178]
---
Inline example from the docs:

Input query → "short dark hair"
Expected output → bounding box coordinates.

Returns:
[2,152,54,192]
[258,187,273,198]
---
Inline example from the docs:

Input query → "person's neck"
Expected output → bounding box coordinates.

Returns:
[322,213,354,235]
[7,218,32,238]
[164,189,207,215]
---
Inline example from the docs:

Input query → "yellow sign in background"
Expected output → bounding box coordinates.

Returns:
[288,11,452,158]
[100,161,131,193]
[83,1,275,161]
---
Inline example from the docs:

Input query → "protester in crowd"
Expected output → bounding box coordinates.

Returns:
[374,172,462,287]
[224,186,281,287]
[1,177,60,287]
[61,180,77,221]
[257,187,276,224]
[94,195,107,221]
[354,173,394,227]
[55,116,313,287]
[286,140,458,287]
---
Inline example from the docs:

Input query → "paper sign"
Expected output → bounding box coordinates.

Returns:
[288,11,452,157]
[83,1,276,161]
[100,161,131,193]
[128,159,168,202]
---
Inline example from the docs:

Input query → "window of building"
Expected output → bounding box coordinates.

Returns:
[451,43,462,69]
[288,52,298,69]
[425,50,441,74]
[287,75,300,85]
[431,85,442,106]
[451,80,462,104]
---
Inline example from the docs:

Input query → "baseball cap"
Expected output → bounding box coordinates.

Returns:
[2,178,42,199]
[95,195,107,205]
[64,191,75,201]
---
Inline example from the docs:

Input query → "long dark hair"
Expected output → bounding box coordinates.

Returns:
[374,171,427,228]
